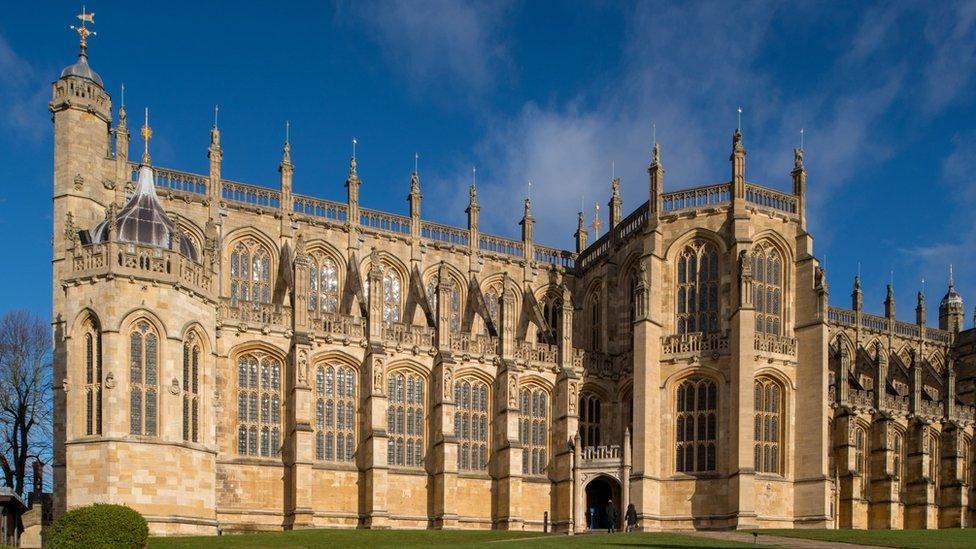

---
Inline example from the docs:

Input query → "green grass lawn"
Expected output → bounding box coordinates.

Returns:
[753,528,976,548]
[149,529,759,549]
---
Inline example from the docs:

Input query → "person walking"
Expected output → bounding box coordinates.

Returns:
[625,503,638,532]
[605,499,618,533]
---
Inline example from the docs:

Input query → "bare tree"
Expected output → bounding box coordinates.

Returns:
[0,310,52,497]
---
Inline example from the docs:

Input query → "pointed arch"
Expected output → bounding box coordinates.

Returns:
[225,229,277,306]
[386,360,428,468]
[75,309,103,437]
[231,342,286,458]
[304,240,345,317]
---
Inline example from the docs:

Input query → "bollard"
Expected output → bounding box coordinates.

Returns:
[544,511,549,533]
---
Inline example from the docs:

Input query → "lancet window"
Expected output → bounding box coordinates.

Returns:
[579,393,602,447]
[752,243,782,335]
[309,254,339,315]
[675,377,717,473]
[83,319,102,436]
[676,240,719,334]
[753,378,781,474]
[315,364,356,462]
[454,379,489,471]
[182,334,201,443]
[230,240,271,305]
[519,387,549,475]
[237,353,281,457]
[129,321,158,437]
[387,371,425,467]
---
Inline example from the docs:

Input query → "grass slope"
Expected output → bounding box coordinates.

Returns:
[150,529,759,549]
[754,528,976,549]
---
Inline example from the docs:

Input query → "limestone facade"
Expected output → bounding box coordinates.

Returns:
[50,42,976,537]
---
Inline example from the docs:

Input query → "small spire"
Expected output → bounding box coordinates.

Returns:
[281,120,291,164]
[414,152,419,176]
[69,7,96,56]
[118,84,127,125]
[210,105,220,148]
[352,137,358,160]
[949,264,955,289]
[140,107,152,165]
[652,142,661,165]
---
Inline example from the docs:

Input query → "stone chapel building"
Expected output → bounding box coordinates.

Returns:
[51,18,976,536]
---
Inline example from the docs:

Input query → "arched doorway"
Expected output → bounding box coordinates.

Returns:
[584,475,621,531]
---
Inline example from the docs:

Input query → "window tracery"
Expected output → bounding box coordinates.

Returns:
[454,379,489,471]
[315,363,356,462]
[676,377,717,473]
[519,387,548,476]
[387,371,425,467]
[753,378,781,474]
[676,240,719,334]
[752,242,782,335]
[182,334,200,443]
[578,392,602,447]
[230,240,271,305]
[237,352,281,457]
[83,319,102,436]
[129,321,158,436]
[308,254,339,315]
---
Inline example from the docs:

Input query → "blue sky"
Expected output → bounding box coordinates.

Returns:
[2,1,975,326]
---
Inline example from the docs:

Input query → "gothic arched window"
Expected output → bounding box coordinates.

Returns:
[237,353,281,457]
[427,276,461,332]
[309,254,339,315]
[753,378,782,474]
[578,393,602,447]
[230,240,271,305]
[454,379,489,471]
[519,387,549,475]
[752,243,782,335]
[675,377,717,473]
[129,321,158,437]
[536,294,561,345]
[387,371,425,467]
[182,334,201,443]
[83,319,102,436]
[315,363,356,462]
[676,240,719,334]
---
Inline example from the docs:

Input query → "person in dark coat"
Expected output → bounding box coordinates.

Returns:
[605,499,618,533]
[625,503,638,532]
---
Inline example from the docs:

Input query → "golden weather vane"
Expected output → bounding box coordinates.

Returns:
[69,6,96,52]
[141,107,153,165]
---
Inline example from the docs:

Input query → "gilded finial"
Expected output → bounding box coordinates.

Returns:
[592,202,602,237]
[69,6,96,56]
[141,107,152,165]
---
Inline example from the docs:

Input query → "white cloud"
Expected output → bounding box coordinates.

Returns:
[0,32,48,138]
[344,0,513,98]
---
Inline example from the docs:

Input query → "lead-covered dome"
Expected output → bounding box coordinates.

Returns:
[89,165,197,260]
[60,52,103,87]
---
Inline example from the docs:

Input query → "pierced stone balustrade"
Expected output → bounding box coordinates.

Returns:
[662,332,729,356]
[918,399,943,418]
[219,299,292,331]
[68,242,212,297]
[449,332,498,357]
[514,340,559,365]
[953,404,976,423]
[882,394,910,413]
[381,322,435,349]
[317,313,365,342]
[754,333,797,356]
[581,445,621,463]
[848,388,874,410]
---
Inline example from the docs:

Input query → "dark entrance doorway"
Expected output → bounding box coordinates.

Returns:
[584,476,621,531]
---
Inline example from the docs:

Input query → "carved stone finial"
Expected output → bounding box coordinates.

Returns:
[794,147,804,169]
